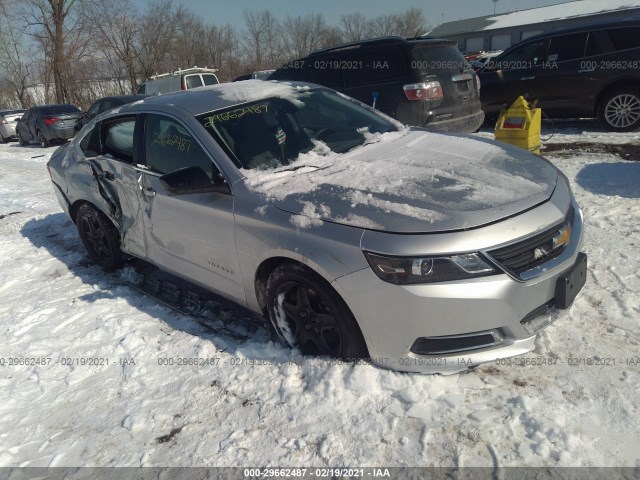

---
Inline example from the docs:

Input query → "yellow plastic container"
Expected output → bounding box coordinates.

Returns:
[494,96,542,155]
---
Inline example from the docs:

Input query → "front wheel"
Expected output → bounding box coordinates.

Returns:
[76,204,123,270]
[597,88,640,132]
[266,263,368,360]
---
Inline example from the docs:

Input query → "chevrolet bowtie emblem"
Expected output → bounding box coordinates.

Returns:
[553,224,571,250]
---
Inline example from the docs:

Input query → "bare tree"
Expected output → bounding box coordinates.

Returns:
[0,0,35,107]
[394,8,428,37]
[170,6,208,68]
[88,0,140,93]
[22,0,92,103]
[340,12,368,42]
[282,13,328,59]
[204,23,242,81]
[241,10,284,70]
[134,0,177,79]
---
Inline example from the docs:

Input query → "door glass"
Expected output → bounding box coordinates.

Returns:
[607,27,640,50]
[103,119,135,163]
[144,114,215,178]
[495,40,547,70]
[548,33,588,62]
[87,101,101,117]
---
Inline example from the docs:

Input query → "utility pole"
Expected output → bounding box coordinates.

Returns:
[493,0,499,15]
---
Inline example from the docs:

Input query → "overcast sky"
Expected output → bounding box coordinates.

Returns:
[131,0,576,28]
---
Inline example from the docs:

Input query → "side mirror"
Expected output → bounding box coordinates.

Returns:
[160,166,230,196]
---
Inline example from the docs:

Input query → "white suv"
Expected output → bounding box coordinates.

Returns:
[137,67,219,95]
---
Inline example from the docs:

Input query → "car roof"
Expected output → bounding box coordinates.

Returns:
[101,94,148,102]
[123,80,322,116]
[516,17,640,43]
[306,36,455,57]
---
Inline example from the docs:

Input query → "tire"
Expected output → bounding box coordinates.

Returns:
[266,263,368,360]
[76,203,123,270]
[17,131,28,146]
[0,133,7,144]
[37,130,50,148]
[597,87,640,132]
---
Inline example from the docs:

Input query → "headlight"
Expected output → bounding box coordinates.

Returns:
[363,251,498,285]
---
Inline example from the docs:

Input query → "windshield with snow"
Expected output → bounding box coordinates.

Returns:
[196,90,398,170]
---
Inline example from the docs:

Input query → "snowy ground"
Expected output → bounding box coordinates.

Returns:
[0,121,639,468]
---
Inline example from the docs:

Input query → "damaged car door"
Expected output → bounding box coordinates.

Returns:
[84,115,148,258]
[135,113,245,304]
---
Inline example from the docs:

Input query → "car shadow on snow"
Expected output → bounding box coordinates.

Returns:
[19,213,293,363]
[576,162,640,199]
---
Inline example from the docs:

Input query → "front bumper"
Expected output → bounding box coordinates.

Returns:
[333,207,585,373]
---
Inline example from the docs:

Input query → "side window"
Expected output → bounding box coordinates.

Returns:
[144,114,215,178]
[547,33,588,62]
[497,40,547,69]
[87,101,101,118]
[344,47,405,86]
[79,123,102,156]
[303,55,344,89]
[585,31,608,57]
[102,118,136,163]
[184,74,203,89]
[607,27,640,51]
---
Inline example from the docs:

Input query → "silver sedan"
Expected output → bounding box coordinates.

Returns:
[47,80,586,373]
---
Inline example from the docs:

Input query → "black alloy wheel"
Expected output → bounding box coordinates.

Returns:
[76,204,123,270]
[266,264,368,360]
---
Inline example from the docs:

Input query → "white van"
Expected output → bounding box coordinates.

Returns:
[137,67,219,95]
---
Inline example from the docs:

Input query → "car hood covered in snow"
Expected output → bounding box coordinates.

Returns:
[242,128,558,233]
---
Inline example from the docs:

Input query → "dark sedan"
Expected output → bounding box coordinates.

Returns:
[76,95,148,132]
[16,104,82,147]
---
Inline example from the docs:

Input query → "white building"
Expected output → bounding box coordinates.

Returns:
[429,0,640,53]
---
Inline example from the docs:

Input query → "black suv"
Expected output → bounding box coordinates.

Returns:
[269,37,484,133]
[478,19,640,132]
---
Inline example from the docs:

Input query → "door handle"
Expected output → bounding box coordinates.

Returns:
[521,76,535,81]
[141,187,156,197]
[578,69,595,73]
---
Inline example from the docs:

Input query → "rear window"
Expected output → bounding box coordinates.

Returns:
[185,75,203,89]
[40,105,80,115]
[202,74,219,86]
[343,46,406,86]
[410,44,469,74]
[607,27,640,51]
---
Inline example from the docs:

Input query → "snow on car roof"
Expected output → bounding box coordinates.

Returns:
[137,80,316,115]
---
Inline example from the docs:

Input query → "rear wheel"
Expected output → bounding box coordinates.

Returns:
[76,204,123,270]
[0,133,7,144]
[266,263,368,360]
[597,88,640,132]
[37,130,50,148]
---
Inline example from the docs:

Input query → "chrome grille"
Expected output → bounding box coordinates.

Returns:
[488,207,575,278]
